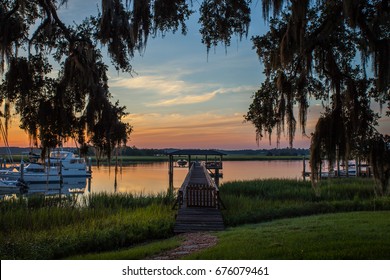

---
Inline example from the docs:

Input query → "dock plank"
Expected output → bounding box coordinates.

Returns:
[174,163,225,233]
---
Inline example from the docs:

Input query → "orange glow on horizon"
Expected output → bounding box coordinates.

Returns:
[3,122,30,147]
[3,110,389,150]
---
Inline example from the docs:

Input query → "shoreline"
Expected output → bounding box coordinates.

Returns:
[4,154,308,166]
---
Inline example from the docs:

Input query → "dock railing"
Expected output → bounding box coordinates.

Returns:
[177,162,221,209]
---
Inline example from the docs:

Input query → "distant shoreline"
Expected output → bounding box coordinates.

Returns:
[1,154,307,166]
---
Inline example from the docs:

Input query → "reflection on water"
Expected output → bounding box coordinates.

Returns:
[0,160,305,197]
[89,160,304,194]
[221,160,303,182]
[0,177,88,197]
[89,163,189,194]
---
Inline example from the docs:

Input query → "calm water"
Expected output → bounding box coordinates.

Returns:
[88,160,304,194]
[1,160,304,196]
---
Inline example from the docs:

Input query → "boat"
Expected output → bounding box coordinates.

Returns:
[46,150,91,178]
[0,179,28,194]
[0,162,61,184]
[0,150,91,184]
[24,177,88,195]
[177,159,188,167]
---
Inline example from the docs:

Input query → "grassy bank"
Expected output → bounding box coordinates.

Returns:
[186,211,390,259]
[2,177,390,259]
[220,178,390,226]
[73,211,390,260]
[0,193,176,259]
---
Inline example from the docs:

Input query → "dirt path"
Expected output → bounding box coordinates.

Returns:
[150,232,218,260]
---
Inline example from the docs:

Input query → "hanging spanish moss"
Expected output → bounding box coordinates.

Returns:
[369,135,390,195]
[98,0,192,71]
[199,0,251,54]
[0,1,388,192]
[247,0,389,195]
[0,0,133,160]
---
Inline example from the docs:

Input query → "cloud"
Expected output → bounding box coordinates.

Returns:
[110,75,192,96]
[110,71,257,108]
[125,111,311,149]
[145,90,220,107]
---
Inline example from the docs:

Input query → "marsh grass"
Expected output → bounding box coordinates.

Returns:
[2,177,390,260]
[220,178,390,226]
[0,192,176,259]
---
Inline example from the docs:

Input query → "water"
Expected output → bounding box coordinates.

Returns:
[0,160,305,196]
[89,160,304,194]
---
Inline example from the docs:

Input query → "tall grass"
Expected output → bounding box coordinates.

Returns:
[0,192,176,259]
[220,178,390,226]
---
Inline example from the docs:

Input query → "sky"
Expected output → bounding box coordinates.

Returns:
[4,1,390,150]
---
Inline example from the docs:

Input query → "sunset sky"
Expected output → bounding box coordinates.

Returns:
[5,1,390,149]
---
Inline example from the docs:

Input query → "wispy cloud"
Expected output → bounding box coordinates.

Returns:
[110,72,257,107]
[110,75,193,96]
[145,85,257,107]
[146,90,219,107]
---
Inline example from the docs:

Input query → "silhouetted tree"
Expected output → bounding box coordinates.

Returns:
[1,1,388,193]
[245,0,389,194]
[0,0,138,158]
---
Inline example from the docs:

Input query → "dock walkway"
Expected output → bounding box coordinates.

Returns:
[174,162,224,233]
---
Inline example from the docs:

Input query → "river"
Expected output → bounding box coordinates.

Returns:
[1,160,305,196]
[88,160,304,194]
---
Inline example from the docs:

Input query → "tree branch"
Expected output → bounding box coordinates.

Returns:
[4,0,20,20]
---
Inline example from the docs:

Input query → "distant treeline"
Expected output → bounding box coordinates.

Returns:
[220,148,309,157]
[1,146,310,157]
[117,146,310,157]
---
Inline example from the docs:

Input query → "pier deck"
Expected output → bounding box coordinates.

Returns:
[174,162,224,233]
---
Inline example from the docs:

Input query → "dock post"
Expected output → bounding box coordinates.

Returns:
[215,168,220,186]
[336,146,340,177]
[302,156,306,181]
[168,155,174,194]
[88,157,92,173]
[20,161,24,181]
[355,158,360,177]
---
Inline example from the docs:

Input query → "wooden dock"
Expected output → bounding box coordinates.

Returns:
[174,162,225,233]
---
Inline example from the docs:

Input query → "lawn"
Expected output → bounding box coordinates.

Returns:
[2,177,390,259]
[72,211,390,260]
[186,211,390,259]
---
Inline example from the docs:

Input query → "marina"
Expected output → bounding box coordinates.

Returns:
[0,159,304,196]
[0,156,375,197]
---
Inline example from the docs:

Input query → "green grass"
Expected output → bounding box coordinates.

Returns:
[69,211,390,260]
[220,178,390,226]
[2,177,390,260]
[185,211,390,259]
[69,236,182,260]
[0,193,176,259]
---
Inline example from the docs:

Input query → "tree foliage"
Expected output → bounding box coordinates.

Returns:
[245,0,389,194]
[0,0,251,159]
[0,0,136,159]
[0,1,389,193]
